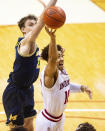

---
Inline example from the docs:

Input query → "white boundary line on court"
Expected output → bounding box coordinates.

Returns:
[0,112,5,114]
[0,109,105,114]
[65,109,105,112]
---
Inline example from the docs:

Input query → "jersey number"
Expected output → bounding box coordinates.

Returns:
[64,90,70,104]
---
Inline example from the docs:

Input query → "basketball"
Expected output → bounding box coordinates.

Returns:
[43,6,66,29]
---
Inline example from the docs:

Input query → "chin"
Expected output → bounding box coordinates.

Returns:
[58,66,63,71]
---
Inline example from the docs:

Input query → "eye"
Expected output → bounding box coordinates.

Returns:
[28,22,35,27]
[29,23,34,26]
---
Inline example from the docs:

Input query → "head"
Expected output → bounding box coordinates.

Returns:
[41,44,64,71]
[10,127,28,131]
[18,14,38,36]
[76,122,96,131]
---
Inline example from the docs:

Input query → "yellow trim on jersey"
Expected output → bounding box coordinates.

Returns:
[15,41,19,47]
[17,43,38,57]
[36,50,39,56]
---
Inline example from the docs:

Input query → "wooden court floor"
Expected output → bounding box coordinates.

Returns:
[0,23,105,131]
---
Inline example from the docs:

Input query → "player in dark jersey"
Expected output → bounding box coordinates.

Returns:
[2,0,58,131]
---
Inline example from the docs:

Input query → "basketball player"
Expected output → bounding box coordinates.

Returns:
[76,122,96,131]
[2,0,58,131]
[35,27,92,131]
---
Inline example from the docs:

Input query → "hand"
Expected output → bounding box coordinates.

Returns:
[45,26,56,38]
[81,85,92,99]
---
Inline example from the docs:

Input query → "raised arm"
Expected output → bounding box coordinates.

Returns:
[22,0,57,45]
[44,27,58,88]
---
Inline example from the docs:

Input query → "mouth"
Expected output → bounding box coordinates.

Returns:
[59,63,63,66]
[59,63,64,68]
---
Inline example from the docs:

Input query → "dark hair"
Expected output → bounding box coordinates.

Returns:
[76,122,96,131]
[18,14,38,29]
[41,44,62,61]
[10,127,28,131]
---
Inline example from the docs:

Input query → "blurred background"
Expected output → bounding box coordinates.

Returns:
[0,0,105,130]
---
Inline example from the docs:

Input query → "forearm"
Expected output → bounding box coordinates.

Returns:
[44,27,57,78]
[45,36,57,79]
[49,36,58,61]
[22,0,57,45]
[31,0,57,42]
[70,82,89,93]
[47,0,57,8]
[36,0,58,28]
[70,83,82,93]
[70,82,92,99]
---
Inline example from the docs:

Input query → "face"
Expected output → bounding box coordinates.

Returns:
[56,51,64,71]
[21,19,37,35]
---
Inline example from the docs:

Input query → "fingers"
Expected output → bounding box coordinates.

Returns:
[89,92,92,99]
[53,29,56,33]
[86,89,92,99]
[49,28,56,33]
[61,48,65,54]
[84,86,92,99]
[45,26,49,33]
[45,26,56,34]
[37,0,46,8]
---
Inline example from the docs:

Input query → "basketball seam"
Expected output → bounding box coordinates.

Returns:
[46,14,64,23]
[49,8,65,18]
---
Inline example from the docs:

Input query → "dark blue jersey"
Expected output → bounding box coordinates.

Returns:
[8,37,40,88]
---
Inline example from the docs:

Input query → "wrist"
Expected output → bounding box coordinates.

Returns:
[81,85,85,92]
[51,36,56,41]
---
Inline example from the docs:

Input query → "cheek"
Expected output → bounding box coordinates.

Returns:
[28,27,32,31]
[56,59,60,64]
[26,27,33,32]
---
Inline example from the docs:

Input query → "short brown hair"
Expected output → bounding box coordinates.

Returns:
[41,44,62,62]
[18,14,38,29]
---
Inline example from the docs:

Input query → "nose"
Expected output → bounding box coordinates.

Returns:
[60,57,64,61]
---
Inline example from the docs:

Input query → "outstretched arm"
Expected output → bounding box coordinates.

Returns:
[44,27,58,88]
[23,0,57,43]
[70,83,82,93]
[70,83,92,99]
[19,0,57,56]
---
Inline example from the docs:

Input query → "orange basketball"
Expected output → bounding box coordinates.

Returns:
[43,6,66,29]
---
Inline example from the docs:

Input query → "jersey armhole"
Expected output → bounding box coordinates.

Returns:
[41,67,58,91]
[17,42,37,57]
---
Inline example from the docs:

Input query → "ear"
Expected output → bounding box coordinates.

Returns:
[21,27,26,35]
